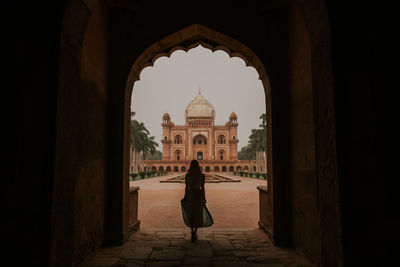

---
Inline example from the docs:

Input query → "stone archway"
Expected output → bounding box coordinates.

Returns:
[123,24,277,247]
[52,1,342,265]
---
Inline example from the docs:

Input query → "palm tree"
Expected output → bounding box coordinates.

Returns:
[130,112,149,173]
[249,113,267,172]
[141,134,159,172]
[238,144,256,172]
[259,113,267,172]
[259,113,267,129]
[130,111,160,173]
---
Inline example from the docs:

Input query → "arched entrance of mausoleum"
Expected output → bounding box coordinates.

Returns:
[52,1,342,265]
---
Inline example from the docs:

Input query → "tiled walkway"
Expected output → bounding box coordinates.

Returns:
[79,228,313,267]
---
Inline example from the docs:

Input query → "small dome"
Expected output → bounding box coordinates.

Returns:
[230,112,237,119]
[185,90,215,120]
[162,113,170,120]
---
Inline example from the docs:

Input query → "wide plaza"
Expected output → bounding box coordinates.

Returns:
[130,173,266,229]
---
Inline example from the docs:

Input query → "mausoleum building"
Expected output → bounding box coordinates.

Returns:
[148,91,254,172]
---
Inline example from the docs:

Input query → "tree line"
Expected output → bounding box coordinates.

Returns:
[130,112,161,173]
[238,113,267,172]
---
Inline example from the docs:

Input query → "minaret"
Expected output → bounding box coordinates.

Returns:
[228,112,239,160]
[161,113,172,160]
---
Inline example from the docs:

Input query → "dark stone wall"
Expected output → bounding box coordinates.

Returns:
[326,1,398,265]
[4,0,398,266]
[52,3,109,264]
[287,3,320,263]
[4,1,66,266]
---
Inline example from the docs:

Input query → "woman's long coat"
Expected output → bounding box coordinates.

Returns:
[184,172,206,227]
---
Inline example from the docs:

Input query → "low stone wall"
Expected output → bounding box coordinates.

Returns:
[129,186,140,232]
[257,185,273,241]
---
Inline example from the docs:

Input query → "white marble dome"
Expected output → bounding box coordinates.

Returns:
[185,90,215,120]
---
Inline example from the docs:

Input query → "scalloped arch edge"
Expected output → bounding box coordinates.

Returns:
[126,24,270,96]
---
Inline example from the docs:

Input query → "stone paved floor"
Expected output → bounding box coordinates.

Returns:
[79,228,314,267]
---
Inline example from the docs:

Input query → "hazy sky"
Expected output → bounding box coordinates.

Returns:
[131,45,265,149]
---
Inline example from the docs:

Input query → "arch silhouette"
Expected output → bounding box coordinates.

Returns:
[51,1,343,265]
[123,27,273,232]
[125,24,271,97]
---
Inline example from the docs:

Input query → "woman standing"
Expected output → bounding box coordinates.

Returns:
[181,160,213,242]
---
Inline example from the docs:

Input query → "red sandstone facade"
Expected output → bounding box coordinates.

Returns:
[148,91,254,172]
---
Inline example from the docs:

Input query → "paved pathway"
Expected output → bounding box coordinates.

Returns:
[79,175,313,266]
[130,174,267,228]
[79,228,313,267]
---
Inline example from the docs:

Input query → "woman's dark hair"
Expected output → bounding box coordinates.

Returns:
[188,160,201,173]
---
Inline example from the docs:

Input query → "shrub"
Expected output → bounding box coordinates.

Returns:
[139,172,146,179]
[130,173,138,180]
[146,171,152,177]
[255,172,261,178]
[261,173,267,179]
